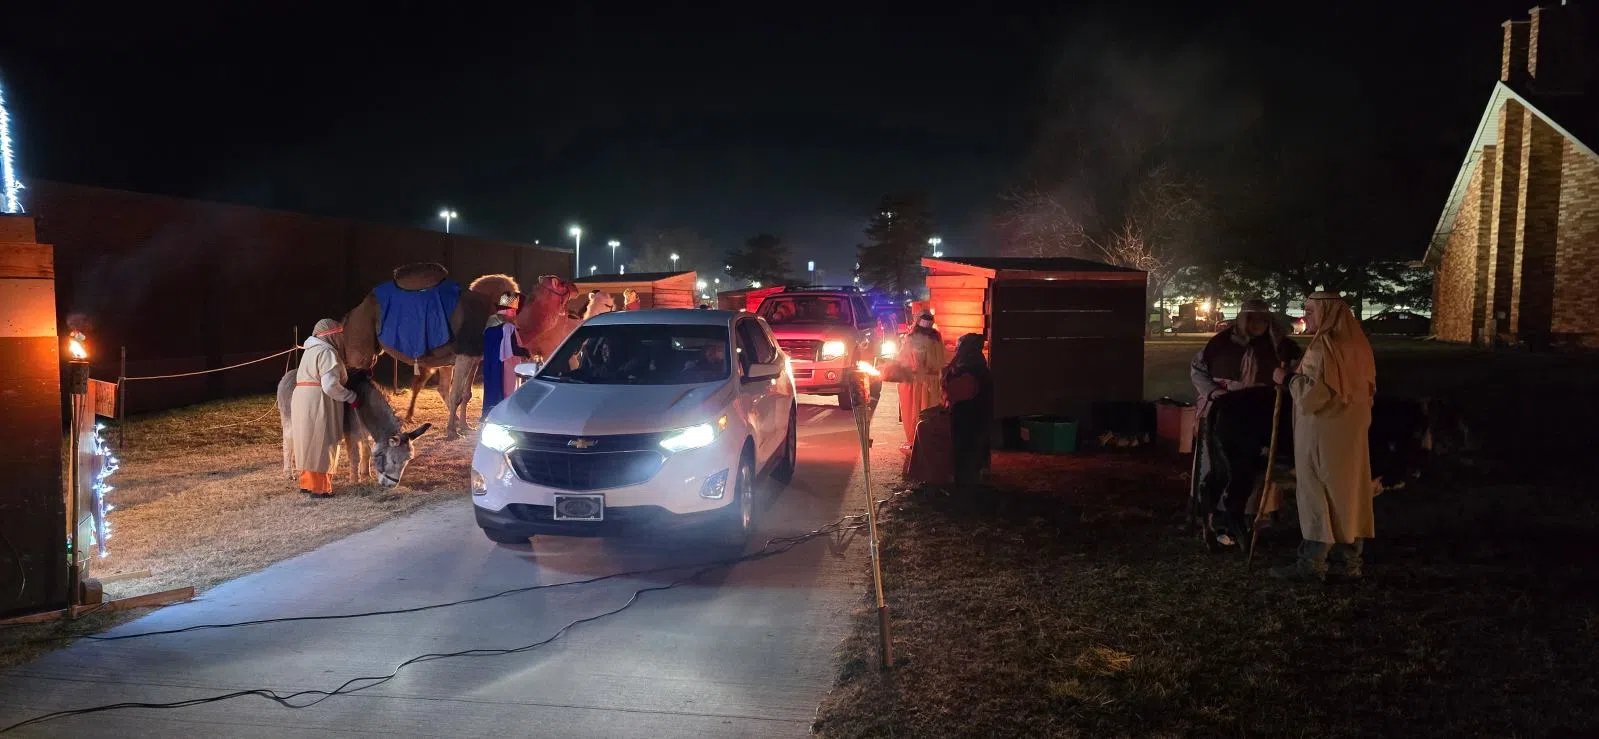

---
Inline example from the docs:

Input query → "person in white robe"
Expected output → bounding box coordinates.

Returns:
[1271,292,1377,581]
[291,318,357,497]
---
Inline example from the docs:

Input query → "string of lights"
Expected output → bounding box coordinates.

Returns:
[88,424,120,558]
[0,76,22,214]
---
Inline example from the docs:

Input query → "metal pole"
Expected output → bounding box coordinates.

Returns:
[851,377,892,669]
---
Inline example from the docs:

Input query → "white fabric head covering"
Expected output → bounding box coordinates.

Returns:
[312,318,343,337]
[1305,293,1375,403]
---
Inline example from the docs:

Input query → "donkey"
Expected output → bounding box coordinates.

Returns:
[279,369,432,488]
[341,265,578,432]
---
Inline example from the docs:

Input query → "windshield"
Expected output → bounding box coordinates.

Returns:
[759,296,852,326]
[539,324,731,385]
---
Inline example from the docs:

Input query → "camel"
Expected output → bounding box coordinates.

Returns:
[278,369,431,488]
[340,263,577,437]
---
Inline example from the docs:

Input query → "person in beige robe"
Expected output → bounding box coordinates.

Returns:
[1271,292,1377,581]
[291,318,357,497]
[898,311,946,447]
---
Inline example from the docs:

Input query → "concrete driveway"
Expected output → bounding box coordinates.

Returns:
[0,391,902,738]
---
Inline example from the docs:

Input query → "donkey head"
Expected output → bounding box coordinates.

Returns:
[373,423,432,488]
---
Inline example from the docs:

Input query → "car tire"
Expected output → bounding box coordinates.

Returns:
[711,450,756,547]
[773,406,797,484]
[481,528,531,546]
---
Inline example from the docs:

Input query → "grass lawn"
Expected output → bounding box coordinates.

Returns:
[816,338,1599,737]
[0,384,479,668]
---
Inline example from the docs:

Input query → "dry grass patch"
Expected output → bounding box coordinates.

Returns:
[1,384,481,668]
[813,451,1599,738]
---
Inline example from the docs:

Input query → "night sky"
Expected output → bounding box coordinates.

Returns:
[0,1,1540,277]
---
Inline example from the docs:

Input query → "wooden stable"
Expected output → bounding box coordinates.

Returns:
[922,256,1147,426]
[0,215,67,617]
[574,271,698,310]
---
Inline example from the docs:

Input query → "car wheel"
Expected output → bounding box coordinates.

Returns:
[773,407,797,484]
[712,451,756,547]
[481,527,531,546]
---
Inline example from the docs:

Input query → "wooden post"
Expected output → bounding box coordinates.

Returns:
[0,215,70,617]
[117,345,127,450]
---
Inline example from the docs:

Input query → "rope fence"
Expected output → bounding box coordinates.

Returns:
[119,346,299,383]
[110,327,303,450]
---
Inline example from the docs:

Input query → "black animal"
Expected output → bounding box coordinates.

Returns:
[1193,386,1449,548]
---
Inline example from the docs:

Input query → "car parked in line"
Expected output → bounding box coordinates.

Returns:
[757,286,891,409]
[1364,310,1431,336]
[472,309,797,546]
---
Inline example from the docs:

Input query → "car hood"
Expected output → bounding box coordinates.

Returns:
[488,379,734,436]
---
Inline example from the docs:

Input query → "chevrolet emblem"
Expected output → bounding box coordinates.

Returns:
[567,438,598,449]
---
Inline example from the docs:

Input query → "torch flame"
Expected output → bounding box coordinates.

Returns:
[856,361,881,377]
[68,338,88,360]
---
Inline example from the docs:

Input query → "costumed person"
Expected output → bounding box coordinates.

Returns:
[1271,291,1376,582]
[291,319,357,498]
[481,292,525,422]
[1189,298,1303,547]
[622,288,641,311]
[897,311,946,448]
[942,333,994,485]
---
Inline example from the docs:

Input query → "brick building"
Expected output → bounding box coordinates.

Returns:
[1426,4,1599,349]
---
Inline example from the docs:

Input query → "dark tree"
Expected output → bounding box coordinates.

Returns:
[724,233,794,286]
[627,227,713,274]
[855,194,934,297]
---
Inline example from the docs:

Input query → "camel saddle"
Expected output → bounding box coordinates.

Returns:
[393,263,450,291]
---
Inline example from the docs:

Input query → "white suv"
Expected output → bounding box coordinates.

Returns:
[472,309,798,545]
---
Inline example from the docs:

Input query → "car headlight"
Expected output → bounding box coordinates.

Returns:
[879,340,897,356]
[480,423,517,453]
[660,415,729,453]
[821,340,848,360]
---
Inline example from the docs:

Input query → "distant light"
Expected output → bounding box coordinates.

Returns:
[696,280,708,290]
[438,209,457,218]
[670,253,680,261]
[928,236,942,247]
[608,239,620,248]
[590,266,597,274]
[807,261,815,272]
[569,226,583,237]
[752,281,762,288]
[933,251,943,258]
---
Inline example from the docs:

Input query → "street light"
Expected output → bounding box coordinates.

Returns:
[928,236,943,259]
[590,265,597,275]
[808,260,815,285]
[569,226,583,279]
[608,240,620,273]
[696,279,708,291]
[752,281,762,288]
[670,253,680,270]
[438,209,459,233]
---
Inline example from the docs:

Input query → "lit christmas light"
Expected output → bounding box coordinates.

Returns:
[0,77,22,214]
[89,423,120,558]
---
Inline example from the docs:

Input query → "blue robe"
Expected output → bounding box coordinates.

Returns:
[481,321,516,420]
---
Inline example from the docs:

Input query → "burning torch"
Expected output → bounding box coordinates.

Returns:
[64,330,90,605]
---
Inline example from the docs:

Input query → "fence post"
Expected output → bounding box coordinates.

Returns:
[118,346,128,451]
[289,326,298,376]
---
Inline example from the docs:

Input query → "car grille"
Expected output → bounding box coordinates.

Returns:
[508,449,666,491]
[778,339,821,361]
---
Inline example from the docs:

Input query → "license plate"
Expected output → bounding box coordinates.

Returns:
[553,494,604,521]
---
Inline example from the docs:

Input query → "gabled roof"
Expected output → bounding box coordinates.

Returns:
[1424,81,1599,266]
[922,256,1144,281]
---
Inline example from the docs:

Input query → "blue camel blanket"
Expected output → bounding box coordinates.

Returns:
[375,279,462,360]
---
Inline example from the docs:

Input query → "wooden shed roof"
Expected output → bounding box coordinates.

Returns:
[574,271,696,288]
[922,256,1144,281]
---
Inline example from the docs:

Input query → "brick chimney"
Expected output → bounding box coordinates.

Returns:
[1503,19,1531,84]
[1525,3,1594,94]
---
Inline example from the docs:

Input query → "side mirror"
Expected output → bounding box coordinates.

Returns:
[745,362,781,382]
[514,361,541,378]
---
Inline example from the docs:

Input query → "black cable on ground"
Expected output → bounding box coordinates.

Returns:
[0,502,898,735]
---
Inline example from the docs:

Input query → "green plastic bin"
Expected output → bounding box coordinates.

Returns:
[1020,415,1078,454]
